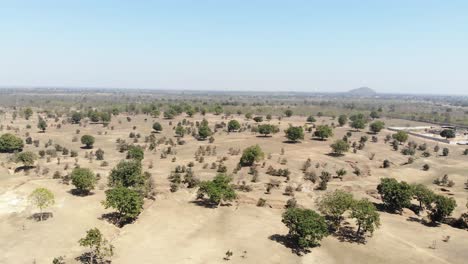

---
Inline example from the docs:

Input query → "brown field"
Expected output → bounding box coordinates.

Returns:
[0,113,467,264]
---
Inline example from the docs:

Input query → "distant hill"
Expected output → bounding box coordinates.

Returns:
[347,87,377,96]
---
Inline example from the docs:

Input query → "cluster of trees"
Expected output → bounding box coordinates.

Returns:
[377,178,457,223]
[282,190,380,251]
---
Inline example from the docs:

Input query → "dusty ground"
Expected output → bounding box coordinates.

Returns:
[0,113,467,264]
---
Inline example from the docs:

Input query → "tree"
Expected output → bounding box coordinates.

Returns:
[152,122,162,133]
[71,167,97,194]
[126,145,144,161]
[392,131,408,144]
[0,133,24,152]
[108,160,144,188]
[14,151,37,168]
[442,147,449,156]
[253,116,263,123]
[95,148,105,160]
[377,178,412,213]
[71,111,82,124]
[330,139,350,156]
[28,187,55,221]
[428,195,456,223]
[369,121,385,134]
[258,124,278,137]
[314,125,333,140]
[338,115,347,126]
[81,135,95,149]
[284,109,293,117]
[227,120,241,132]
[213,105,223,115]
[440,129,455,139]
[175,125,185,137]
[317,190,354,229]
[24,107,33,120]
[350,118,366,131]
[198,125,212,140]
[306,115,316,123]
[197,174,237,206]
[79,228,114,264]
[411,184,435,213]
[239,145,264,166]
[282,208,329,248]
[285,126,304,142]
[37,118,47,132]
[350,199,380,237]
[370,111,380,119]
[102,186,143,221]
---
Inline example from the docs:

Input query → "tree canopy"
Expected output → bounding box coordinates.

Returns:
[28,187,55,221]
[239,145,264,166]
[81,135,95,149]
[377,178,412,213]
[285,126,304,142]
[330,139,350,155]
[314,125,333,140]
[227,120,241,132]
[282,208,329,249]
[197,174,237,206]
[102,186,143,221]
[0,133,24,153]
[71,167,97,194]
[369,121,385,134]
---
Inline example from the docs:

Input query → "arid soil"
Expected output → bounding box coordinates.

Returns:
[0,113,467,264]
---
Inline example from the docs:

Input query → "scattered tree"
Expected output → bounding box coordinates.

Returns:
[28,187,55,221]
[281,208,329,249]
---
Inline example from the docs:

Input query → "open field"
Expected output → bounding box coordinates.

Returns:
[0,107,467,264]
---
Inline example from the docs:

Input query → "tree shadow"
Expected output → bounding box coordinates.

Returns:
[99,212,133,228]
[325,153,344,157]
[333,226,366,244]
[256,135,272,138]
[189,199,232,209]
[80,146,94,149]
[28,212,53,221]
[268,234,310,255]
[311,137,327,141]
[282,140,301,144]
[14,165,35,173]
[68,189,93,197]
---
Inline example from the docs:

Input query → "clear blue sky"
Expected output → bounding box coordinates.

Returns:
[1,0,467,94]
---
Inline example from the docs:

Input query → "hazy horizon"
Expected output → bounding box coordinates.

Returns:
[1,1,467,95]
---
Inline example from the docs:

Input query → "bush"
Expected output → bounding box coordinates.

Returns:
[152,122,162,132]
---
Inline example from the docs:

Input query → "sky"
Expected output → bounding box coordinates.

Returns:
[0,0,467,94]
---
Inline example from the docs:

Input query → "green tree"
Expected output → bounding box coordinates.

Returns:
[28,187,55,221]
[102,186,144,221]
[197,174,237,206]
[314,125,334,140]
[258,124,278,137]
[126,145,144,161]
[330,139,350,156]
[350,118,366,131]
[306,115,316,123]
[350,199,380,237]
[428,195,457,223]
[108,160,144,188]
[370,111,380,119]
[152,122,162,133]
[440,129,455,139]
[198,125,212,140]
[71,167,97,194]
[175,125,185,137]
[24,108,33,120]
[37,118,47,132]
[253,116,263,123]
[71,111,82,124]
[14,151,37,168]
[377,178,413,213]
[0,133,24,152]
[227,120,241,132]
[213,105,224,115]
[317,190,354,229]
[282,208,329,248]
[81,135,95,149]
[239,145,264,166]
[392,131,409,144]
[284,109,293,117]
[411,184,435,213]
[338,115,347,126]
[369,121,385,134]
[79,228,114,264]
[285,126,304,142]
